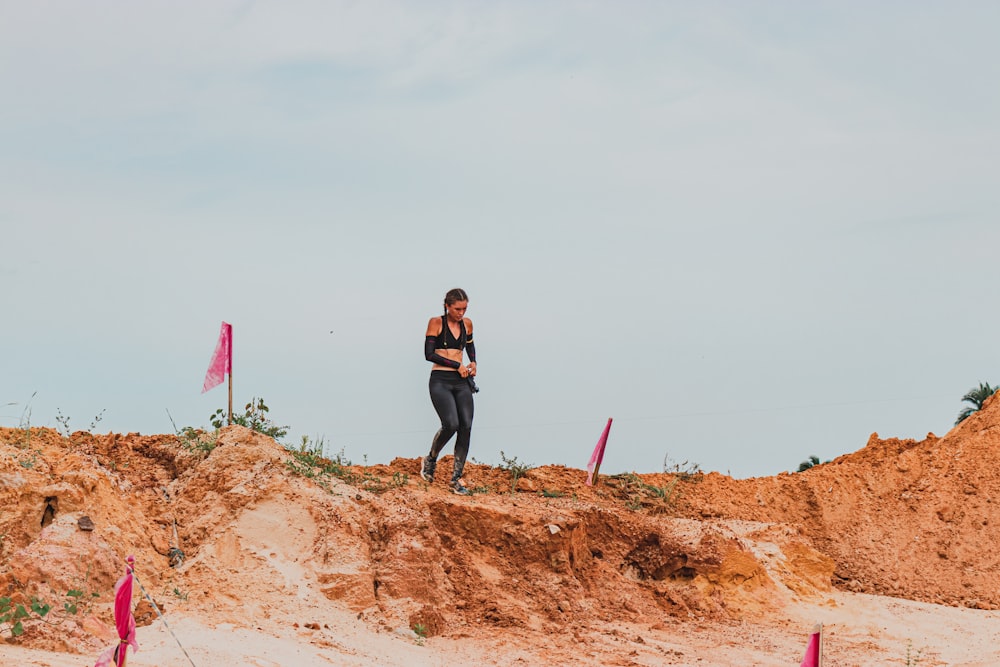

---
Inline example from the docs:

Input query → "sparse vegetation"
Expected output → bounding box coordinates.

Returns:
[1,596,49,637]
[5,393,42,468]
[3,392,37,450]
[608,471,685,512]
[298,434,326,455]
[499,451,533,493]
[54,407,105,437]
[54,409,70,437]
[178,427,218,455]
[285,442,407,495]
[167,410,218,457]
[645,478,681,501]
[1,565,100,638]
[663,454,702,479]
[212,397,289,440]
[955,382,998,425]
[905,639,923,665]
[412,622,428,638]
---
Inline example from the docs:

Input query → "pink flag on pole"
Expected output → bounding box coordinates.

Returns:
[585,418,613,486]
[800,625,821,667]
[202,322,232,393]
[94,555,138,667]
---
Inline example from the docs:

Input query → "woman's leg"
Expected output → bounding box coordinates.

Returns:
[451,382,475,484]
[426,377,460,479]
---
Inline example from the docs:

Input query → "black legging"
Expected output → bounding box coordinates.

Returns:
[427,370,474,482]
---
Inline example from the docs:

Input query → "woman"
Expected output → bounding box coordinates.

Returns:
[421,287,477,495]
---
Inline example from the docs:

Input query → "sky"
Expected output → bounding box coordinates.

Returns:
[2,1,999,479]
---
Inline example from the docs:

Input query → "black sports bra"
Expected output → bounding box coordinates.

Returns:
[435,315,469,350]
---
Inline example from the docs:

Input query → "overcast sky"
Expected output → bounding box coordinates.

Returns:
[2,1,998,479]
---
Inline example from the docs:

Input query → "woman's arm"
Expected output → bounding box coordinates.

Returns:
[464,318,476,374]
[425,336,461,368]
[425,316,442,338]
[424,316,461,368]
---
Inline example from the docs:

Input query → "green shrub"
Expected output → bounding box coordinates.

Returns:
[211,397,289,440]
[499,451,533,493]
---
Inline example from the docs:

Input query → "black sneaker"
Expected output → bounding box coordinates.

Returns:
[452,481,471,496]
[420,457,434,483]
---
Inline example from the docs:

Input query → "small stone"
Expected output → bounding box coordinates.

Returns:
[168,547,185,568]
[78,516,95,531]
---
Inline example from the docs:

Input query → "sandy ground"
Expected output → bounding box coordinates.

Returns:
[5,590,1000,666]
[8,401,1000,667]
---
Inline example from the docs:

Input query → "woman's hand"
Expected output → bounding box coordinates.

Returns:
[468,362,477,377]
[458,365,470,378]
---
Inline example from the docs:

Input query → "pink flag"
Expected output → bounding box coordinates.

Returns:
[585,418,613,486]
[202,322,232,393]
[95,556,138,667]
[800,626,821,667]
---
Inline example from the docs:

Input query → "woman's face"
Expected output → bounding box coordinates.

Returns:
[446,300,468,322]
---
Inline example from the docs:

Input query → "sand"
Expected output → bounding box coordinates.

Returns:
[5,394,1000,665]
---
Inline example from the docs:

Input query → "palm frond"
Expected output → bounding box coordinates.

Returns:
[955,382,999,425]
[955,406,976,425]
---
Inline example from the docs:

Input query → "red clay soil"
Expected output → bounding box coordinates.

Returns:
[3,393,1000,663]
[669,393,1000,609]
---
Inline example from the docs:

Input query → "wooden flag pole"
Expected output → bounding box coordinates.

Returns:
[227,325,233,425]
[818,622,824,667]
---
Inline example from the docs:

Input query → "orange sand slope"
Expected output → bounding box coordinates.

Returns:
[4,393,1000,665]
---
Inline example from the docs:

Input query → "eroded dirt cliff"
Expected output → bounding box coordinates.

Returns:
[2,393,998,658]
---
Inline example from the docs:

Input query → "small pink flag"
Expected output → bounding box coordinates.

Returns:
[202,322,232,393]
[585,418,613,486]
[800,625,821,667]
[94,555,138,667]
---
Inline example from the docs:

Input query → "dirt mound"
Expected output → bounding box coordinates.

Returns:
[2,395,998,659]
[0,429,821,655]
[670,391,1000,609]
